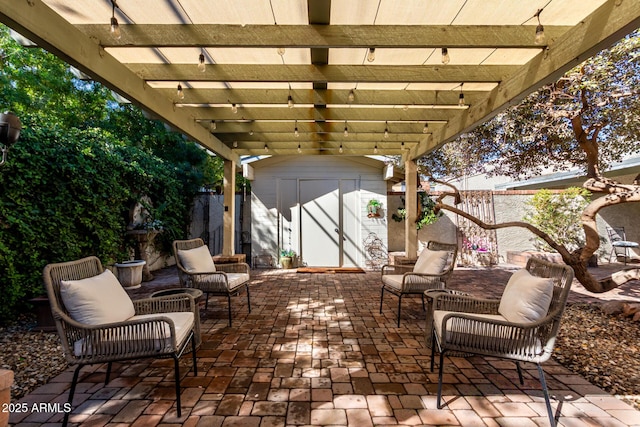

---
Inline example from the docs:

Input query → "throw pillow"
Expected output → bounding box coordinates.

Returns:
[498,268,554,323]
[61,269,135,325]
[413,248,450,275]
[178,245,216,273]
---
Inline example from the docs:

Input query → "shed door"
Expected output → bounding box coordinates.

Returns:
[300,179,340,266]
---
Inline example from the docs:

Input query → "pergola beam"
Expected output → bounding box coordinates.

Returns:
[78,24,569,49]
[129,64,512,84]
[0,0,238,163]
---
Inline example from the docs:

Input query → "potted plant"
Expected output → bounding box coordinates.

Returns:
[280,249,297,269]
[367,199,382,217]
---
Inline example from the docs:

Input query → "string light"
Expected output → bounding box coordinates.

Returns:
[176,83,184,100]
[233,141,238,148]
[534,9,546,45]
[249,129,254,136]
[231,103,238,114]
[367,47,376,62]
[297,143,301,153]
[458,83,465,107]
[209,120,216,131]
[343,121,349,137]
[264,143,269,152]
[348,89,355,102]
[373,144,378,154]
[277,47,286,56]
[198,51,206,72]
[401,141,405,149]
[441,47,450,64]
[339,143,343,154]
[294,120,299,137]
[384,121,389,139]
[287,94,294,108]
[109,0,121,40]
[423,122,429,133]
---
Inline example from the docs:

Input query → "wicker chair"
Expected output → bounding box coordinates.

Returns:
[173,238,251,326]
[43,256,199,425]
[429,257,574,427]
[380,241,458,326]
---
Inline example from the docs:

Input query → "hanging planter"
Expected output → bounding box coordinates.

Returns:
[367,199,382,217]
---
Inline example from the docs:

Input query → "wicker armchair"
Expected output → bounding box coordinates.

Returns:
[173,238,251,326]
[429,257,574,427]
[380,241,458,326]
[43,256,199,425]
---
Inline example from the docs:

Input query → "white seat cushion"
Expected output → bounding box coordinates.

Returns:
[73,311,194,356]
[498,269,554,323]
[381,274,403,290]
[178,245,216,272]
[413,249,450,275]
[61,269,135,325]
[226,273,250,289]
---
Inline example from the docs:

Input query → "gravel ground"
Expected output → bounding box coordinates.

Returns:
[1,304,639,410]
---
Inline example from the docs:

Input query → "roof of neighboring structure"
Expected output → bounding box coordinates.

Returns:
[1,1,638,163]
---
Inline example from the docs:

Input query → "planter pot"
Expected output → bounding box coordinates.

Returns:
[115,259,146,289]
[280,256,293,269]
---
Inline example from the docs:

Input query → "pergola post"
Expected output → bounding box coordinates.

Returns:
[222,159,236,256]
[404,159,418,259]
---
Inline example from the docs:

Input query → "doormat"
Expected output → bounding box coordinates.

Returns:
[297,267,366,274]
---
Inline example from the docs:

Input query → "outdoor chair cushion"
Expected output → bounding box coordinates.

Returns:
[498,268,554,323]
[73,311,194,356]
[195,272,250,290]
[413,249,449,275]
[178,245,216,273]
[61,269,135,325]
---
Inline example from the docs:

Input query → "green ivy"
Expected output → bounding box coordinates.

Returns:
[392,192,442,230]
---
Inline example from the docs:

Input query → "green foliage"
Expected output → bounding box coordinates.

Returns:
[391,192,442,230]
[0,26,216,323]
[280,249,297,258]
[524,187,591,252]
[422,30,640,179]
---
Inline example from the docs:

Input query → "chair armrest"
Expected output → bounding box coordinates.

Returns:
[432,293,501,315]
[381,264,413,275]
[215,262,250,274]
[133,294,196,315]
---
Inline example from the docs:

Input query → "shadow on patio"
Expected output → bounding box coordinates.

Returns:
[10,265,640,426]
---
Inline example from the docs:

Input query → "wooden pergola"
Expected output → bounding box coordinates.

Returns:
[1,0,638,258]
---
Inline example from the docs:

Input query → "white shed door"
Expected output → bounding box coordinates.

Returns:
[300,179,340,267]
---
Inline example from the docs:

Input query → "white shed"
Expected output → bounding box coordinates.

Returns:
[247,156,394,268]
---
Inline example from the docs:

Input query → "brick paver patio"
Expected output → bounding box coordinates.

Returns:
[9,264,640,426]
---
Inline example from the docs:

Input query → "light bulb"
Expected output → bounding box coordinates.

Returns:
[374,145,378,154]
[384,122,389,139]
[287,94,294,108]
[110,17,121,40]
[367,48,376,62]
[198,53,206,72]
[441,47,450,64]
[231,103,238,114]
[294,127,299,137]
[423,123,429,133]
[344,126,349,137]
[210,120,216,131]
[233,141,238,148]
[264,144,269,152]
[297,144,301,153]
[277,47,285,56]
[458,92,465,107]
[339,144,343,154]
[403,105,409,111]
[401,141,405,149]
[177,83,184,100]
[249,130,254,136]
[535,24,546,45]
[348,89,355,102]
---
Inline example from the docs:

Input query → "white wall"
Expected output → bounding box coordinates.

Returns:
[250,156,388,268]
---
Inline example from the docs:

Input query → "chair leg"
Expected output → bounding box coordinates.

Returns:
[105,362,112,385]
[430,330,436,372]
[421,293,426,311]
[397,294,402,327]
[437,350,446,409]
[246,284,251,312]
[173,355,182,418]
[516,361,524,385]
[227,294,233,327]
[191,334,198,376]
[537,364,556,427]
[379,287,385,313]
[63,364,83,427]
